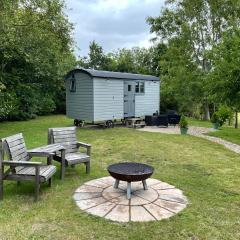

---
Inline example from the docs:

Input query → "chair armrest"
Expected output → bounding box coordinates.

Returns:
[3,160,42,167]
[77,142,91,148]
[77,142,91,156]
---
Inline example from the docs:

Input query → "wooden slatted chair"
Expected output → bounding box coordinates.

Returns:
[48,127,91,180]
[0,133,56,201]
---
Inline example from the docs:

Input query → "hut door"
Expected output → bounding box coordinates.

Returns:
[124,81,135,117]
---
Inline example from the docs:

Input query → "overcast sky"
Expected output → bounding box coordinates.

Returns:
[64,0,164,57]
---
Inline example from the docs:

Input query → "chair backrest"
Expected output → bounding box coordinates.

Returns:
[48,127,78,154]
[1,133,29,162]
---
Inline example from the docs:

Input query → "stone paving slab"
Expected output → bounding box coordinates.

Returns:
[74,177,188,222]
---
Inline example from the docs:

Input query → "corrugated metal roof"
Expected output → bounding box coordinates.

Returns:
[65,68,160,81]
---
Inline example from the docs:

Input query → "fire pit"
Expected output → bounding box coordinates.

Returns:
[107,162,154,199]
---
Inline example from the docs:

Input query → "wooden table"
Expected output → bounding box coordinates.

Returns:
[28,144,66,180]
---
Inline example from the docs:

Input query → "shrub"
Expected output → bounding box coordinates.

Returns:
[179,115,188,128]
[211,112,219,124]
[38,95,56,115]
[0,92,17,121]
[217,105,233,126]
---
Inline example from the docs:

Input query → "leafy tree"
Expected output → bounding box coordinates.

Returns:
[0,0,76,120]
[210,28,240,128]
[78,41,111,70]
[147,0,240,119]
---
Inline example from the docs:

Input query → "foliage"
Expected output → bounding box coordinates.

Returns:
[209,28,240,119]
[216,105,233,126]
[211,112,219,124]
[179,115,188,128]
[0,0,76,120]
[147,0,240,119]
[78,41,166,76]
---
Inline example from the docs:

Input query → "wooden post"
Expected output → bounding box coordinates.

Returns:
[60,149,65,180]
[35,166,40,202]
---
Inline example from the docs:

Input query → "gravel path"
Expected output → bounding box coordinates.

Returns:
[139,126,240,154]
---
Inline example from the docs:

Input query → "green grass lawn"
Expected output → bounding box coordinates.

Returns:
[0,115,239,240]
[188,117,240,145]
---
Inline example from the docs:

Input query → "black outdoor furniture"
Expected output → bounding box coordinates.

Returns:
[107,162,154,199]
[168,114,181,126]
[157,115,168,127]
[145,113,181,127]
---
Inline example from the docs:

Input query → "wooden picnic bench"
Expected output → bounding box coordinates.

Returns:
[0,133,62,201]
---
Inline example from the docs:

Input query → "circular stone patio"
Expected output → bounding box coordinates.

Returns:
[73,176,188,222]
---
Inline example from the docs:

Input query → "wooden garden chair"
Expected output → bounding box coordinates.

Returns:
[0,133,56,201]
[48,127,91,180]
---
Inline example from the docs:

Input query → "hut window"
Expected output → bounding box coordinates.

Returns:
[128,85,132,91]
[70,78,76,92]
[135,82,144,94]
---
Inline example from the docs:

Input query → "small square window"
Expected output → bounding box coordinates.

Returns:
[135,82,144,94]
[128,85,131,91]
[70,79,76,92]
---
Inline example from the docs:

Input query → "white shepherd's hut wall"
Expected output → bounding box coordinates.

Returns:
[66,72,93,121]
[135,80,160,116]
[93,78,124,121]
[65,68,160,123]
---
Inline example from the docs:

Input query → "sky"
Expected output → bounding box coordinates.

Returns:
[64,0,165,57]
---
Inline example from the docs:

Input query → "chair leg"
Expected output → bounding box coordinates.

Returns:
[60,164,65,181]
[48,178,52,187]
[86,162,90,174]
[0,179,3,201]
[60,149,65,181]
[35,166,40,202]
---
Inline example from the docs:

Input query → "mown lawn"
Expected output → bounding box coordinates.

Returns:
[0,115,239,240]
[188,117,240,145]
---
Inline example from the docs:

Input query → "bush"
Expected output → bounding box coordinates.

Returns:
[0,92,17,121]
[211,112,219,124]
[38,95,56,115]
[217,105,233,126]
[211,106,233,126]
[179,115,188,128]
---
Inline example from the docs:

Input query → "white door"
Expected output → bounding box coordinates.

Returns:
[124,81,135,117]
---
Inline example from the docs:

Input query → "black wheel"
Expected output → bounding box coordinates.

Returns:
[105,120,113,128]
[74,119,79,126]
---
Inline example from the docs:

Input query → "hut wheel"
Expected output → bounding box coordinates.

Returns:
[105,120,113,128]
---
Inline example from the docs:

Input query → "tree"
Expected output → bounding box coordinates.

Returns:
[0,0,76,120]
[210,28,240,128]
[78,41,111,70]
[147,0,240,119]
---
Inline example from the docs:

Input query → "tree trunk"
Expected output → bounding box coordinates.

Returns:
[234,111,238,128]
[203,102,210,120]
